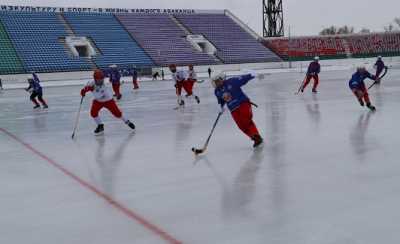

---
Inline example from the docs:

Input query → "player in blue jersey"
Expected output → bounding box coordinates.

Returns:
[212,71,263,148]
[25,73,48,109]
[374,56,386,84]
[302,56,321,93]
[348,66,378,111]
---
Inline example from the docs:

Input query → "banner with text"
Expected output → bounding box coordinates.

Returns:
[0,5,201,14]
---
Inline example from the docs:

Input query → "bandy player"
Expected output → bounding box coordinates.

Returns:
[80,69,135,135]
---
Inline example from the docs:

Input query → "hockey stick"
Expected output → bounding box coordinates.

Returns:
[71,96,84,139]
[368,66,388,90]
[295,76,307,95]
[250,102,258,108]
[191,111,223,155]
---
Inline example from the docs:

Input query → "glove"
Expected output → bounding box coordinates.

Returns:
[80,89,86,97]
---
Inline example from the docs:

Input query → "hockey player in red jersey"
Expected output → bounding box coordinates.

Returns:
[80,69,135,135]
[212,71,263,148]
[302,56,321,93]
[169,64,200,107]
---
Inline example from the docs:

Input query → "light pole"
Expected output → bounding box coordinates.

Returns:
[288,25,292,68]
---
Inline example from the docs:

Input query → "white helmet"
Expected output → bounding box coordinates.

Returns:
[377,56,382,60]
[211,72,225,88]
[27,74,34,80]
[109,64,117,68]
[314,56,320,61]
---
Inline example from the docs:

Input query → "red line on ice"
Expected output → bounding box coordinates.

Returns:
[0,128,182,244]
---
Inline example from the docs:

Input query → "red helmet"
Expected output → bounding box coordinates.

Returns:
[93,69,105,81]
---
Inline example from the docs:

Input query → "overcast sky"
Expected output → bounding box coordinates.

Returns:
[2,0,400,36]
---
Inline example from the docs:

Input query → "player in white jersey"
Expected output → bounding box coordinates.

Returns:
[169,64,200,107]
[186,64,200,103]
[80,69,135,135]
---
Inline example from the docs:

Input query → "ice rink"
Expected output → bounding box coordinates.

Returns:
[1,69,400,244]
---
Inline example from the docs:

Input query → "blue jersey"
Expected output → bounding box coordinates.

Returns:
[307,61,320,75]
[32,72,40,83]
[349,71,375,89]
[108,69,121,84]
[375,60,385,73]
[130,69,138,80]
[27,79,42,93]
[215,74,254,111]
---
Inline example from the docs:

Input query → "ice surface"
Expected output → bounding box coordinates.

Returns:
[1,69,400,244]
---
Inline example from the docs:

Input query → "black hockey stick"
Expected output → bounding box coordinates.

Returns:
[368,66,388,90]
[191,111,223,155]
[250,102,258,108]
[295,76,307,94]
[71,96,84,139]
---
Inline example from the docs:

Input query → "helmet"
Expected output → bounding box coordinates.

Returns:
[27,74,33,80]
[168,64,177,73]
[109,64,117,68]
[188,64,194,69]
[377,56,382,60]
[314,56,320,61]
[93,69,105,81]
[211,72,225,88]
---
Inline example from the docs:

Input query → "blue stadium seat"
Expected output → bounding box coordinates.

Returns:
[175,13,281,64]
[0,11,92,73]
[63,12,154,69]
[116,13,218,66]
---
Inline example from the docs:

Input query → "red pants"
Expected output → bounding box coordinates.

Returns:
[132,79,139,89]
[176,80,195,96]
[303,74,319,90]
[231,102,260,139]
[352,84,371,104]
[112,83,121,97]
[90,100,122,118]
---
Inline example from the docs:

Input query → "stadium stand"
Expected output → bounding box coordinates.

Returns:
[116,13,218,66]
[0,8,283,75]
[0,11,91,73]
[175,13,281,64]
[264,32,400,60]
[63,12,154,69]
[0,19,24,74]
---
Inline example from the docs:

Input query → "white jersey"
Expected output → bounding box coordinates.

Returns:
[188,70,197,80]
[87,81,113,102]
[172,70,188,83]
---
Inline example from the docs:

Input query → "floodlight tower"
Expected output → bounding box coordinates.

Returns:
[263,0,284,37]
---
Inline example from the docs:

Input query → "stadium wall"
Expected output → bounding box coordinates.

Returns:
[5,56,400,89]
